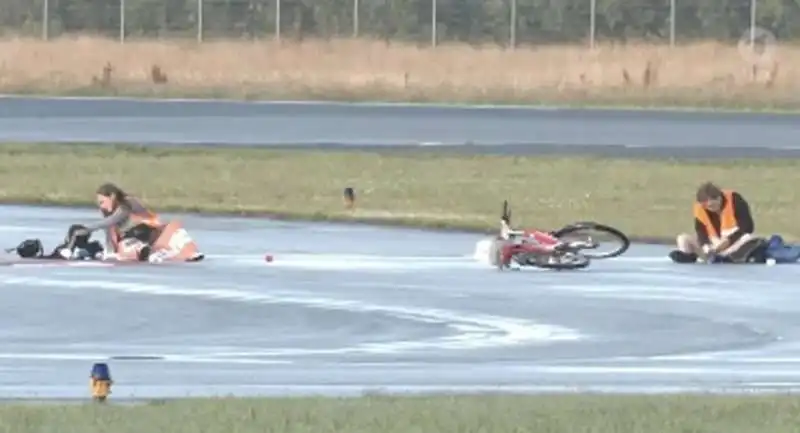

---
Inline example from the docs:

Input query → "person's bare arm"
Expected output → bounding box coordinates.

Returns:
[74,207,131,252]
[82,207,131,232]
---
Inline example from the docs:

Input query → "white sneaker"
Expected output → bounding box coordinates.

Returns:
[71,248,91,260]
[147,250,163,263]
[148,250,175,263]
[99,251,118,261]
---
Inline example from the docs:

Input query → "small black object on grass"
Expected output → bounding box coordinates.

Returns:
[343,187,355,209]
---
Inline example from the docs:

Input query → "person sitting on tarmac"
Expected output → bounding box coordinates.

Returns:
[69,183,164,262]
[669,181,767,264]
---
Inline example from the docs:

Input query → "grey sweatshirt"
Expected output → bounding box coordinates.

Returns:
[84,198,152,251]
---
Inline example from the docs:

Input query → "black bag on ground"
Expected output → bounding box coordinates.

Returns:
[15,239,44,258]
[14,224,104,260]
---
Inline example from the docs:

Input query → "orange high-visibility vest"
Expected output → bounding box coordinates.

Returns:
[108,197,162,251]
[693,189,739,241]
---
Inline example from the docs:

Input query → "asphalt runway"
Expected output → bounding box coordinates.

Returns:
[1,205,800,399]
[1,95,799,399]
[2,95,800,158]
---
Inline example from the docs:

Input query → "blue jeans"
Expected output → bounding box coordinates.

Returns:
[765,235,800,263]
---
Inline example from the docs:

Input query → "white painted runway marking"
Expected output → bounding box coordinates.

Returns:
[0,275,583,357]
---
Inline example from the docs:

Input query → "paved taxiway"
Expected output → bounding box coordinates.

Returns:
[0,205,799,398]
[0,96,797,398]
[1,96,800,158]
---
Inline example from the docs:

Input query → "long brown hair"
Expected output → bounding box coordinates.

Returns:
[96,182,132,215]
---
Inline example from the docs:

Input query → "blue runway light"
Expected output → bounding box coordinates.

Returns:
[91,363,111,381]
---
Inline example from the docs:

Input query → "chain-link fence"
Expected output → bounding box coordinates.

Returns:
[1,0,790,48]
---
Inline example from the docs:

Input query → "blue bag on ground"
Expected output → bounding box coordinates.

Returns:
[765,235,800,263]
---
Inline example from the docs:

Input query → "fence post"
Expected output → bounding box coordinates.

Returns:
[510,0,517,48]
[431,0,437,47]
[42,0,49,40]
[749,0,757,46]
[197,0,203,42]
[120,0,126,43]
[353,0,359,37]
[275,0,281,41]
[589,0,596,48]
[669,0,675,46]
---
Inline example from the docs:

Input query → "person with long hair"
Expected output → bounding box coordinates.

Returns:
[72,182,163,261]
[14,182,203,262]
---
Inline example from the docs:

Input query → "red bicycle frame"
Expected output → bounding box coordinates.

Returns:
[499,229,561,265]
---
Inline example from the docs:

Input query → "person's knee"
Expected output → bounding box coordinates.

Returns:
[669,233,701,263]
[676,233,696,252]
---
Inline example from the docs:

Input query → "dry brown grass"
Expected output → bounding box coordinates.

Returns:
[0,35,797,108]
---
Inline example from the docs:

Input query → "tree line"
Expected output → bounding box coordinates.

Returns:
[2,0,798,45]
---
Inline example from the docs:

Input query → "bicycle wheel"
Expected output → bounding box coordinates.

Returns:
[552,222,630,259]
